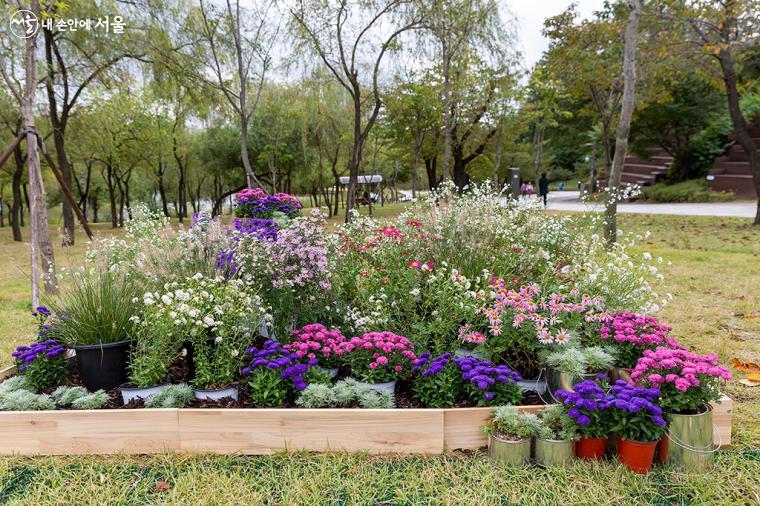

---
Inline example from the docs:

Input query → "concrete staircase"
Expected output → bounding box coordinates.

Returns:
[707,113,759,199]
[620,147,673,187]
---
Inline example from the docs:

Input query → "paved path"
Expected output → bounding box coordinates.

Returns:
[543,191,757,218]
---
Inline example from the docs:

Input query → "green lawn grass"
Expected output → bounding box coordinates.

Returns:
[0,212,759,504]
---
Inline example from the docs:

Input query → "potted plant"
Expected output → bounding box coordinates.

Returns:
[52,270,139,391]
[596,313,678,369]
[482,406,542,466]
[242,339,316,406]
[12,339,68,391]
[283,323,347,378]
[630,346,731,470]
[604,380,668,474]
[192,335,248,401]
[555,379,612,460]
[410,353,464,408]
[534,404,577,466]
[338,331,416,394]
[545,346,616,395]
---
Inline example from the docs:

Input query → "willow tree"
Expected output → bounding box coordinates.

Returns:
[290,0,423,222]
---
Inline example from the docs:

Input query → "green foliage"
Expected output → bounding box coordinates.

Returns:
[51,270,139,346]
[51,386,108,409]
[412,363,463,408]
[0,376,33,396]
[51,386,89,406]
[71,391,109,410]
[294,379,395,409]
[641,179,735,203]
[545,346,616,376]
[16,352,68,391]
[483,406,544,440]
[538,404,578,441]
[247,368,289,408]
[144,384,194,408]
[0,390,55,411]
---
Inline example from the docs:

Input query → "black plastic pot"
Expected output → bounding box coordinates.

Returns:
[72,339,134,391]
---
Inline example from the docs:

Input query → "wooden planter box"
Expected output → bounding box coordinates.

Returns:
[0,366,733,456]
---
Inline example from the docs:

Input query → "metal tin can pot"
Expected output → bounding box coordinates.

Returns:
[535,438,574,466]
[667,405,714,471]
[488,435,531,466]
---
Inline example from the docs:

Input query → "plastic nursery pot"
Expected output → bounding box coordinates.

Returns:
[655,436,669,464]
[353,379,396,395]
[193,385,239,401]
[575,437,608,460]
[666,405,715,471]
[617,437,657,474]
[71,339,134,391]
[534,438,575,466]
[487,435,531,466]
[119,383,169,405]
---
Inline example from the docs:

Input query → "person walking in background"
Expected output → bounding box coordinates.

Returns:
[539,172,551,207]
[520,181,528,199]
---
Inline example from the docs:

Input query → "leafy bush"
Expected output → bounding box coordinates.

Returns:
[294,379,395,409]
[71,391,109,410]
[51,386,108,409]
[483,406,544,440]
[145,384,194,408]
[641,179,735,203]
[247,368,289,407]
[545,347,616,376]
[538,404,577,441]
[12,339,68,390]
[0,390,55,411]
[51,386,89,406]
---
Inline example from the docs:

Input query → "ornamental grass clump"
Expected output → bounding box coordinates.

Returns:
[337,331,416,384]
[630,347,732,414]
[598,313,679,367]
[555,380,612,438]
[603,381,667,442]
[51,269,139,346]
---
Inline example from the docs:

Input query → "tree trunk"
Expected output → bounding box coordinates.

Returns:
[344,94,363,223]
[103,164,118,228]
[424,156,438,191]
[605,0,641,245]
[43,28,75,246]
[493,124,504,186]
[717,51,760,225]
[441,42,452,182]
[412,131,424,198]
[11,142,24,241]
[22,0,58,304]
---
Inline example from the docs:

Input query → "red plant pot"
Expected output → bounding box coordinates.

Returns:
[618,437,657,474]
[655,435,669,464]
[576,437,607,460]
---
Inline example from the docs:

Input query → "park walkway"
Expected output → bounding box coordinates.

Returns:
[545,191,757,218]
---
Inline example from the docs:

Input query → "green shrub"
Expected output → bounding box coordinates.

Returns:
[641,179,735,203]
[51,386,89,406]
[538,404,577,441]
[145,384,194,408]
[71,391,109,410]
[0,376,33,396]
[483,406,544,440]
[294,379,395,409]
[0,390,55,411]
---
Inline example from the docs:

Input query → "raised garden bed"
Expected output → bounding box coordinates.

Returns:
[0,364,733,456]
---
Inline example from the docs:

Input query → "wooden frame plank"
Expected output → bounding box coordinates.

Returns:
[0,409,180,455]
[178,408,444,454]
[0,365,16,381]
[711,395,732,447]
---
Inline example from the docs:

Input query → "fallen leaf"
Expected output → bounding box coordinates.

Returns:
[732,358,760,373]
[738,379,760,388]
[155,481,171,492]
